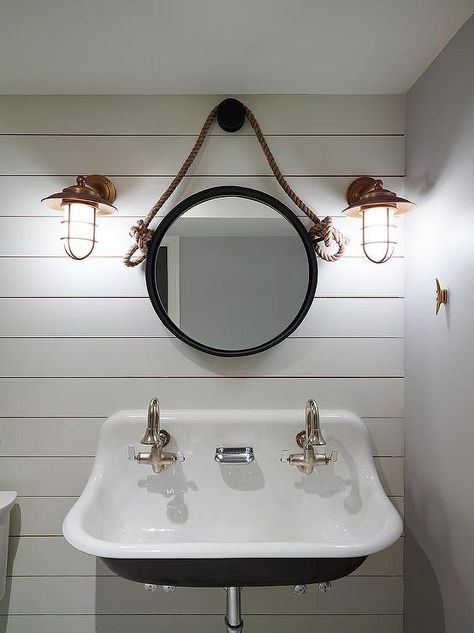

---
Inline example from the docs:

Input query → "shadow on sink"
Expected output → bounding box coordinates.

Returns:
[138,463,198,525]
[217,461,265,491]
[295,439,362,515]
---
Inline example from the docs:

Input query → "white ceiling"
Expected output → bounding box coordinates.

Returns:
[0,0,472,95]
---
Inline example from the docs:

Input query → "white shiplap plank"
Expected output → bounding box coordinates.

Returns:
[0,576,403,615]
[243,579,403,614]
[9,495,404,536]
[7,537,93,577]
[0,616,97,633]
[0,378,404,417]
[0,136,404,176]
[364,418,404,457]
[7,536,403,577]
[0,417,403,457]
[0,338,404,378]
[0,298,404,338]
[0,95,405,135]
[0,419,103,456]
[0,257,404,297]
[9,497,77,536]
[0,614,403,633]
[296,298,404,337]
[353,539,403,576]
[0,456,402,496]
[0,458,92,496]
[390,497,404,519]
[0,175,405,218]
[0,214,404,257]
[375,458,404,496]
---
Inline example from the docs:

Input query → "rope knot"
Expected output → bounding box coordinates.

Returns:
[123,220,155,267]
[129,220,154,251]
[310,217,334,247]
[310,217,349,263]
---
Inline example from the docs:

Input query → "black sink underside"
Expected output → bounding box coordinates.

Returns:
[101,556,367,587]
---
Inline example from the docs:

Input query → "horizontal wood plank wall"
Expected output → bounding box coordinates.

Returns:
[0,95,404,631]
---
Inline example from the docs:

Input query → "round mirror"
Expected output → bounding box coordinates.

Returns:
[145,187,318,356]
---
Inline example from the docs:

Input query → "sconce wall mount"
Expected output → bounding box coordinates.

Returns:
[42,174,117,260]
[343,176,415,264]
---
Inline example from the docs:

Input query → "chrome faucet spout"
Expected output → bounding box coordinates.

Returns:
[129,397,185,474]
[305,399,326,447]
[282,398,337,475]
[141,398,161,445]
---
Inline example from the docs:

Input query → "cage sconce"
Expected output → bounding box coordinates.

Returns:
[42,175,117,260]
[342,177,415,264]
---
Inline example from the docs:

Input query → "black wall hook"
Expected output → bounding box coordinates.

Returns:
[216,98,246,133]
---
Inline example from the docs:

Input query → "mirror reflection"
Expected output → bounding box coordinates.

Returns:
[148,192,316,355]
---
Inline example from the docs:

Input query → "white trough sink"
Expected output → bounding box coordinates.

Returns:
[63,408,402,586]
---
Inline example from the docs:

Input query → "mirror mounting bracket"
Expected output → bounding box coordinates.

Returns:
[216,99,246,133]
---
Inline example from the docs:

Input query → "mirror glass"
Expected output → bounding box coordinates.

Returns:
[146,188,317,356]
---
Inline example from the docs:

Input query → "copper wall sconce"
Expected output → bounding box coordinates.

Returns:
[342,177,415,264]
[42,175,117,260]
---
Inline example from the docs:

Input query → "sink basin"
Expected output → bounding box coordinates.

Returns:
[63,409,402,587]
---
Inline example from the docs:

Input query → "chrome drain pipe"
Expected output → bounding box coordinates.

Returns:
[224,586,243,632]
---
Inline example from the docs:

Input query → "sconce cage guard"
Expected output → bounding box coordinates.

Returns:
[361,206,397,264]
[60,204,98,261]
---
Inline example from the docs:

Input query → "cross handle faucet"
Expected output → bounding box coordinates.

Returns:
[128,398,184,474]
[282,399,338,475]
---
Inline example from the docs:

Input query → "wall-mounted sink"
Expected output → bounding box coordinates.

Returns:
[63,408,402,587]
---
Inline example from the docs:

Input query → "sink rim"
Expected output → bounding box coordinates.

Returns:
[63,408,403,560]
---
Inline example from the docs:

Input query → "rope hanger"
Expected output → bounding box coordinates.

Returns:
[124,101,349,267]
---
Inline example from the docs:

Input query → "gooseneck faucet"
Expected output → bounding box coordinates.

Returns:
[304,398,326,448]
[128,398,184,473]
[283,399,337,475]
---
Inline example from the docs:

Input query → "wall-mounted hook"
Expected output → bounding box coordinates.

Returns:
[435,278,448,315]
[216,98,245,133]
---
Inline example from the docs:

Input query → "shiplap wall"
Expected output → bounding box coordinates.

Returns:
[0,95,404,633]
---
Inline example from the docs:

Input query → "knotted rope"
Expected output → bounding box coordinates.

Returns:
[124,104,349,267]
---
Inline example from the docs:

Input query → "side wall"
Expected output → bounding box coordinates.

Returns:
[405,16,474,633]
[0,94,405,632]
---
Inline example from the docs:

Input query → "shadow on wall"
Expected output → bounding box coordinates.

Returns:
[94,559,225,632]
[406,17,474,203]
[0,503,22,633]
[0,577,12,633]
[404,525,446,633]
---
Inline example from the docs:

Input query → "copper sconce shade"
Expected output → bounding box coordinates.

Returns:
[342,177,415,264]
[42,175,117,260]
[42,174,117,213]
[343,177,415,216]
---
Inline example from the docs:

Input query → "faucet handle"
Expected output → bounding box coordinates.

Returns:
[280,449,290,463]
[326,450,338,464]
[175,451,185,463]
[127,445,138,461]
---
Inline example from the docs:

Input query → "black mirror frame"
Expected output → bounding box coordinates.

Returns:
[145,186,318,357]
